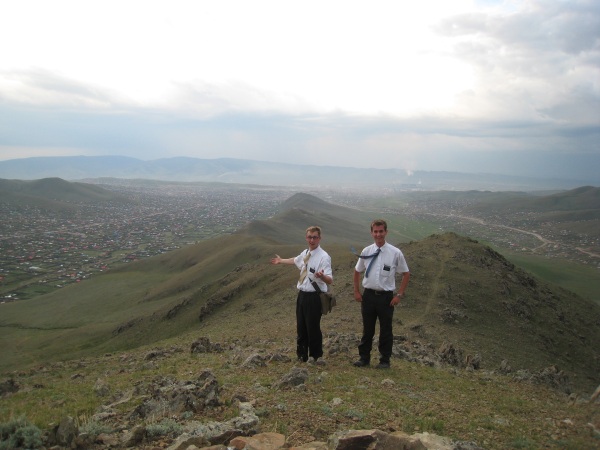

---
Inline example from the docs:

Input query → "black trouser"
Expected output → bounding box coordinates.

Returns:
[358,288,394,363]
[296,290,323,361]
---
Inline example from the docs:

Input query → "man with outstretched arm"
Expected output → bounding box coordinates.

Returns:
[271,226,333,364]
[353,219,410,369]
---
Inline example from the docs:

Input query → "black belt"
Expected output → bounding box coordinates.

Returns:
[364,288,392,295]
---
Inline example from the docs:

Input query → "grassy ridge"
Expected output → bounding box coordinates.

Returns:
[0,177,130,207]
[2,230,598,392]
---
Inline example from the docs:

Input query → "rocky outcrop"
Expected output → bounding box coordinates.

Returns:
[129,370,220,420]
[274,367,309,390]
[191,336,225,354]
[31,361,486,450]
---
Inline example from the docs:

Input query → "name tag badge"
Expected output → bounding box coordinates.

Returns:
[383,265,391,272]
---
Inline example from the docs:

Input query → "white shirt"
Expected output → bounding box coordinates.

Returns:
[294,246,332,292]
[355,242,409,291]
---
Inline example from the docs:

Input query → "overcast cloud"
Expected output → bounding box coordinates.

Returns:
[0,0,598,183]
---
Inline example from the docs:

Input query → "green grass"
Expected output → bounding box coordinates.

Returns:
[403,413,445,434]
[0,271,175,370]
[13,283,56,299]
[387,216,440,242]
[505,252,600,304]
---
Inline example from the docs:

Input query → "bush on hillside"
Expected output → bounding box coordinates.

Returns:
[0,416,42,449]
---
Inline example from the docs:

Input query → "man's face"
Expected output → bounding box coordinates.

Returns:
[371,225,387,246]
[306,232,321,250]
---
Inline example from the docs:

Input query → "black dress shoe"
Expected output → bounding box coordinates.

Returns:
[353,359,370,367]
[375,362,391,369]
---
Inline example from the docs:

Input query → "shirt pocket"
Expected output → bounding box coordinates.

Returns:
[380,257,396,279]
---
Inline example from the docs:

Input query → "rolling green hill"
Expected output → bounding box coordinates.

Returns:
[0,177,130,210]
[459,185,600,218]
[242,192,403,245]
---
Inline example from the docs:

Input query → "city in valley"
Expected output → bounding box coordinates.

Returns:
[1,181,598,302]
[0,182,289,301]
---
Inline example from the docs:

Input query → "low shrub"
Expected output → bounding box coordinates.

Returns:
[0,416,43,450]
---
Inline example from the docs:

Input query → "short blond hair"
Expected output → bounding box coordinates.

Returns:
[305,226,322,237]
[370,219,387,231]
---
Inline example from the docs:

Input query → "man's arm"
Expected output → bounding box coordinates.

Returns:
[353,270,363,302]
[271,254,295,265]
[315,271,332,284]
[315,255,333,284]
[397,272,410,296]
[390,272,410,306]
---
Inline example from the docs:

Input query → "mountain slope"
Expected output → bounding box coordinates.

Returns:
[257,192,415,244]
[0,195,598,393]
[0,177,130,209]
[399,233,600,388]
[460,185,600,215]
[242,192,384,245]
[518,185,600,211]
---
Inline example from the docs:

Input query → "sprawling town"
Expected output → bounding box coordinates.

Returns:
[401,196,600,266]
[0,182,290,301]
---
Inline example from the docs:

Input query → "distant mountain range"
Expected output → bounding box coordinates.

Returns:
[0,155,594,191]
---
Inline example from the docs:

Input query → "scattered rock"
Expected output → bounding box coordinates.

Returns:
[289,441,328,449]
[465,354,481,371]
[73,432,95,448]
[191,336,224,354]
[241,353,268,368]
[145,348,169,360]
[329,429,426,450]
[438,342,464,367]
[274,367,309,390]
[94,378,110,397]
[497,359,512,374]
[331,398,343,406]
[512,365,572,393]
[122,424,146,447]
[381,378,395,387]
[130,370,220,419]
[268,352,292,363]
[230,432,285,450]
[185,401,259,444]
[0,378,19,396]
[54,416,78,447]
[96,432,120,447]
[166,432,210,450]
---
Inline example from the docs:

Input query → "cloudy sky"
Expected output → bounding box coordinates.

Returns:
[1,0,599,182]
